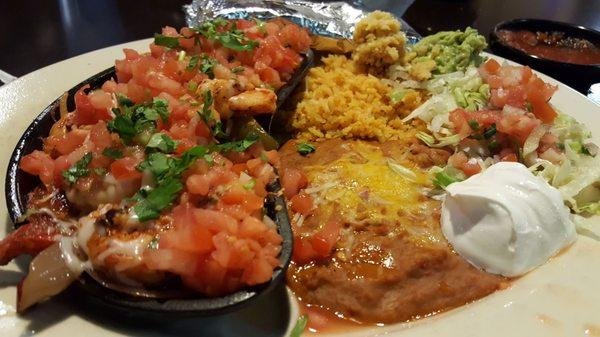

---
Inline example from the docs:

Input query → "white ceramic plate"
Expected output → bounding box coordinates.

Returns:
[0,41,599,337]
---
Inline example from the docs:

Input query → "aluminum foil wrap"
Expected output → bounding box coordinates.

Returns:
[184,0,421,43]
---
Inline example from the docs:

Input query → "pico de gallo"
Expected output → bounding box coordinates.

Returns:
[1,17,310,312]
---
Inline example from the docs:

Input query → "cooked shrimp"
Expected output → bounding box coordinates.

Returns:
[66,173,140,212]
[198,79,239,119]
[228,88,277,115]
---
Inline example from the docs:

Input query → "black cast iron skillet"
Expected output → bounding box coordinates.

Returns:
[5,49,313,316]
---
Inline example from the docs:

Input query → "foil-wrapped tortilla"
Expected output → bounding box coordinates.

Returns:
[184,0,421,43]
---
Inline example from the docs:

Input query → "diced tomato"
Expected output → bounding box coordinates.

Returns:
[293,221,341,265]
[46,129,88,155]
[20,151,56,186]
[292,237,318,265]
[496,112,541,144]
[281,167,308,199]
[90,121,112,152]
[277,23,311,53]
[165,207,215,254]
[110,157,142,180]
[310,221,341,256]
[221,185,264,213]
[231,163,247,175]
[53,155,72,185]
[449,108,500,138]
[186,174,210,196]
[526,77,558,123]
[482,58,500,75]
[290,193,313,215]
[480,59,558,124]
[73,85,112,126]
[123,48,140,60]
[448,152,481,176]
[238,216,268,239]
[144,248,198,276]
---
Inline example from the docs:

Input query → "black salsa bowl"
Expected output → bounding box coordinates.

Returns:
[490,19,600,94]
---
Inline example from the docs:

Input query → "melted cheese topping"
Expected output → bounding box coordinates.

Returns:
[302,141,443,246]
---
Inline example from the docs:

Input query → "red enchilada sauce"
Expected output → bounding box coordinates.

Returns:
[498,30,600,65]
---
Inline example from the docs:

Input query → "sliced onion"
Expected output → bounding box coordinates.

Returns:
[17,242,82,313]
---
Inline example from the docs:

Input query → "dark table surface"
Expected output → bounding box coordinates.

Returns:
[0,0,599,78]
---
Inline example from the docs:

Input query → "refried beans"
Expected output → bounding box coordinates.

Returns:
[280,139,506,324]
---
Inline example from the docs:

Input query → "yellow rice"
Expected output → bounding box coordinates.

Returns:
[291,55,424,142]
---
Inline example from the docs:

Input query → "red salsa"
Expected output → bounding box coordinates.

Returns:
[498,29,600,65]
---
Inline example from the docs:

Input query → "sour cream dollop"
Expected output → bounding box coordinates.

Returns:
[441,162,576,277]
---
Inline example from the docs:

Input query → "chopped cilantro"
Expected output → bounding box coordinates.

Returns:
[146,133,178,154]
[154,34,180,48]
[107,113,136,143]
[232,66,245,74]
[297,142,316,156]
[195,19,259,51]
[187,55,199,71]
[117,94,134,107]
[188,81,198,92]
[483,124,497,139]
[252,18,267,35]
[132,134,259,221]
[213,133,259,153]
[133,178,183,221]
[198,90,226,139]
[102,148,123,159]
[186,54,216,77]
[525,101,533,112]
[200,89,214,122]
[136,152,175,182]
[108,98,170,145]
[468,119,480,131]
[62,153,92,185]
[199,54,217,78]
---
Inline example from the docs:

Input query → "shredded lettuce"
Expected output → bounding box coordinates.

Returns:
[452,83,490,111]
[387,159,418,181]
[527,113,600,217]
[403,66,490,150]
[551,114,592,145]
[402,92,457,124]
[417,132,461,148]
